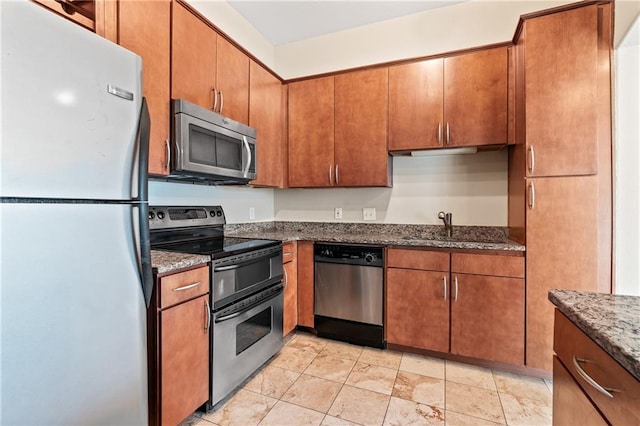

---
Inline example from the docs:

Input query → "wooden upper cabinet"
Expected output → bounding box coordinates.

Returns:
[171,2,217,111]
[118,0,171,176]
[388,58,444,151]
[288,77,335,188]
[249,61,284,187]
[445,47,508,147]
[334,68,391,187]
[523,5,599,177]
[216,37,249,124]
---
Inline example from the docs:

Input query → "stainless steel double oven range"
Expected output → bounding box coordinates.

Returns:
[149,206,283,409]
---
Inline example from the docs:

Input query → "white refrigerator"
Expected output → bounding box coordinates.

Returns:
[1,2,153,424]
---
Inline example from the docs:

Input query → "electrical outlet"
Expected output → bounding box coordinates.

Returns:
[334,207,343,219]
[249,207,255,220]
[363,207,376,221]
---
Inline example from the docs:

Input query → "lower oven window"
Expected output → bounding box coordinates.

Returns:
[236,307,272,355]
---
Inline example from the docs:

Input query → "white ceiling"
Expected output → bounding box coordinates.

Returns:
[226,1,468,45]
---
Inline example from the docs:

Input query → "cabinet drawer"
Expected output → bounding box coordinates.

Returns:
[452,253,524,278]
[283,241,296,264]
[554,310,640,425]
[160,266,209,309]
[387,248,449,271]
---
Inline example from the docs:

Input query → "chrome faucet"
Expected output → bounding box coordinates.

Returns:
[438,211,453,238]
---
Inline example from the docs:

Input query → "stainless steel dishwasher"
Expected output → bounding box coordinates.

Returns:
[314,243,385,348]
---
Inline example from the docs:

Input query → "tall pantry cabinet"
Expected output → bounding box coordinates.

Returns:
[508,3,613,372]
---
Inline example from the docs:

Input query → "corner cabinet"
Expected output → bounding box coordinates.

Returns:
[389,47,508,151]
[288,68,392,188]
[148,266,210,426]
[117,0,171,176]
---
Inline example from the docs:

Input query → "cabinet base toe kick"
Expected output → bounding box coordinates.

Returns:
[315,315,385,349]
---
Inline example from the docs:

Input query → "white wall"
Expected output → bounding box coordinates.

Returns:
[613,16,640,296]
[276,150,507,225]
[148,181,274,224]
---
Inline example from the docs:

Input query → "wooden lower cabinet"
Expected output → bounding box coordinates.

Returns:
[282,242,298,335]
[450,273,524,365]
[386,268,449,352]
[296,241,315,328]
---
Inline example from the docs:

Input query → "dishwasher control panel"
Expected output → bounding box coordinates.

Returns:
[314,243,383,267]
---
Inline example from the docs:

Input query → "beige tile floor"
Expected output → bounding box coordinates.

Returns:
[183,332,553,426]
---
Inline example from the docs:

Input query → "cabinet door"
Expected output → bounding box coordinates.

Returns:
[553,357,608,426]
[249,61,284,187]
[160,294,209,426]
[283,259,298,336]
[388,59,444,151]
[450,273,524,365]
[526,176,601,371]
[524,6,599,177]
[171,2,217,110]
[386,269,449,352]
[118,0,171,176]
[296,241,315,327]
[335,68,390,187]
[444,47,508,147]
[288,77,335,187]
[216,37,249,124]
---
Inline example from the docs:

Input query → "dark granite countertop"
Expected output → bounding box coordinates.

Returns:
[151,250,210,275]
[225,221,525,252]
[549,289,640,381]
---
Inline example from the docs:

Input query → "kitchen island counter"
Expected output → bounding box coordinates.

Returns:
[549,289,640,381]
[225,221,525,252]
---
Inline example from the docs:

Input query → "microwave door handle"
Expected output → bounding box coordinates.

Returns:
[242,135,252,178]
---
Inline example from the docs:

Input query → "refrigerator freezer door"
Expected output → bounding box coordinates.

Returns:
[0,203,148,425]
[0,2,142,201]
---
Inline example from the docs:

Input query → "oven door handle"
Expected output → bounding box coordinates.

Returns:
[214,285,283,324]
[213,250,281,272]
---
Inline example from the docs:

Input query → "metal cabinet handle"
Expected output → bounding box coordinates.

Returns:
[335,164,339,186]
[437,122,443,146]
[283,252,294,258]
[528,146,535,174]
[212,87,218,112]
[528,181,536,210]
[219,91,224,114]
[329,165,333,185]
[454,276,459,302]
[283,267,288,288]
[572,356,618,398]
[205,299,211,333]
[446,122,451,145]
[443,275,447,300]
[172,281,202,292]
[165,139,171,171]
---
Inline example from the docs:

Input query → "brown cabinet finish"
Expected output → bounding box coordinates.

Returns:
[552,356,608,426]
[296,241,315,328]
[118,0,171,176]
[524,5,599,177]
[387,268,450,352]
[160,294,209,426]
[386,248,449,271]
[249,61,285,187]
[288,77,335,188]
[444,47,508,147]
[450,273,524,365]
[216,37,249,124]
[334,68,391,187]
[388,59,444,151]
[451,252,524,278]
[526,176,600,371]
[171,2,217,110]
[283,242,298,336]
[554,310,640,425]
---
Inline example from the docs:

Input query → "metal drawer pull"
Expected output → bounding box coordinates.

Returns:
[572,356,619,398]
[454,276,459,302]
[283,267,288,288]
[283,252,294,257]
[443,275,447,300]
[528,146,535,173]
[205,299,211,333]
[172,281,202,292]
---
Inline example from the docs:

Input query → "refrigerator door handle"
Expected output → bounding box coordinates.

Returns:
[135,98,154,307]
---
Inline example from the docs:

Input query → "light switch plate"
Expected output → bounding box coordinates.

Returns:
[249,207,255,220]
[334,207,343,219]
[363,207,376,221]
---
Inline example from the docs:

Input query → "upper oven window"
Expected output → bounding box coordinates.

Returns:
[236,306,272,355]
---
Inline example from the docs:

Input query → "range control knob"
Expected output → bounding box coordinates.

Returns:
[157,211,165,220]
[148,211,155,220]
[364,253,377,263]
[210,210,216,217]
[216,210,223,217]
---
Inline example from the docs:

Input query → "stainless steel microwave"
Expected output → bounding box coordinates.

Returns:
[170,99,256,184]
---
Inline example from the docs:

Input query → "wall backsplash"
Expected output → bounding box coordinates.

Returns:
[274,149,508,226]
